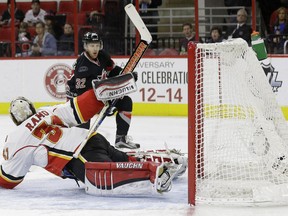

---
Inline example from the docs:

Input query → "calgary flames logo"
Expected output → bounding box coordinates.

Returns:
[44,64,73,99]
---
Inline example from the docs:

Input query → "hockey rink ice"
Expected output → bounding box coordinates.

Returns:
[1,114,288,216]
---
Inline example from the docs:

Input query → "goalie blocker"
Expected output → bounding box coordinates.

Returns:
[92,73,137,101]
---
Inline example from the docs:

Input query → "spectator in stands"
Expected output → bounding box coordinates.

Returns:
[136,0,162,48]
[17,21,31,41]
[44,12,63,40]
[227,8,252,45]
[269,7,288,54]
[16,21,32,56]
[207,26,224,43]
[57,23,74,56]
[24,0,47,27]
[179,23,203,55]
[0,0,24,27]
[259,1,282,35]
[224,0,251,34]
[30,21,57,56]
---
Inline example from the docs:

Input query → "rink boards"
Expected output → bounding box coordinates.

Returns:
[0,56,288,117]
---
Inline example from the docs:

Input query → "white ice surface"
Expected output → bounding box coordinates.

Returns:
[1,115,288,216]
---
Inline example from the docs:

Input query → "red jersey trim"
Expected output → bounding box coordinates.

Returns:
[0,167,23,189]
[45,151,72,176]
[72,97,85,123]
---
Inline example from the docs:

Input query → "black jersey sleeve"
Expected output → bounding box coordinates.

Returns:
[98,50,114,70]
[66,75,78,99]
[98,50,123,77]
[108,65,122,77]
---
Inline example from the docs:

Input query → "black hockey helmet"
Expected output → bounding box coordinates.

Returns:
[82,32,103,49]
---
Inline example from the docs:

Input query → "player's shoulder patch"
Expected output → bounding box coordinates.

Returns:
[78,66,89,73]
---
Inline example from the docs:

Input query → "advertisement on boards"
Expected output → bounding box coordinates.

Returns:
[0,57,288,117]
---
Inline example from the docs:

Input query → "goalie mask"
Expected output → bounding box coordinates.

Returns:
[82,32,103,49]
[9,96,36,125]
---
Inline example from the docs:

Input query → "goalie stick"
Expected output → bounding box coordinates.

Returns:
[73,3,152,158]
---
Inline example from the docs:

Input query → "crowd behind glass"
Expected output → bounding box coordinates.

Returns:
[0,0,287,57]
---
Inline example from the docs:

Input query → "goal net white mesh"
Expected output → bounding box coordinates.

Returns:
[190,38,288,205]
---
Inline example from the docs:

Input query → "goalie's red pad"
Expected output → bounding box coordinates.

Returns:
[71,89,104,123]
[84,161,159,195]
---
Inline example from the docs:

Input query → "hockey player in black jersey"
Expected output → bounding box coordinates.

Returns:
[66,31,140,149]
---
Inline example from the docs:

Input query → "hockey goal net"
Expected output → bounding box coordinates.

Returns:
[187,38,288,206]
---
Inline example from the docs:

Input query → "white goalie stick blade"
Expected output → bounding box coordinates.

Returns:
[125,3,152,44]
[122,4,152,74]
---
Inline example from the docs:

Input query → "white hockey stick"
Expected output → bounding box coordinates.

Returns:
[121,3,152,74]
[73,4,152,158]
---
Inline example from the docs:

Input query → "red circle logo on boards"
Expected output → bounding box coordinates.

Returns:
[44,64,73,99]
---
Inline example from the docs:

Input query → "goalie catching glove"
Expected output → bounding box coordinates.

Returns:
[92,73,137,101]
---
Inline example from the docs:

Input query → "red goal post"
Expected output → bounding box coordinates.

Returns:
[188,41,197,206]
[187,39,288,206]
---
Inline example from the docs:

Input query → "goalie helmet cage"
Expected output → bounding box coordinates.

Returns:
[187,38,288,206]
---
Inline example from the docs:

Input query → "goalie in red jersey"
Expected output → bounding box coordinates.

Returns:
[0,88,187,194]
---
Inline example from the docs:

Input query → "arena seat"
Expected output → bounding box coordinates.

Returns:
[0,28,12,57]
[80,0,104,14]
[40,1,57,13]
[158,48,179,56]
[0,2,6,15]
[65,13,74,25]
[78,12,88,26]
[0,27,11,41]
[144,48,157,56]
[17,2,31,14]
[58,1,79,14]
[66,12,88,26]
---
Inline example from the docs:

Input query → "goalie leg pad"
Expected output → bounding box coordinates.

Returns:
[92,74,137,101]
[84,161,165,195]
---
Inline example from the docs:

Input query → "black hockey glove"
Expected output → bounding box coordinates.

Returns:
[132,71,138,82]
[66,86,78,99]
[106,106,118,116]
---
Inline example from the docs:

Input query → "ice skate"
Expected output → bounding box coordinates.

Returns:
[115,135,140,149]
